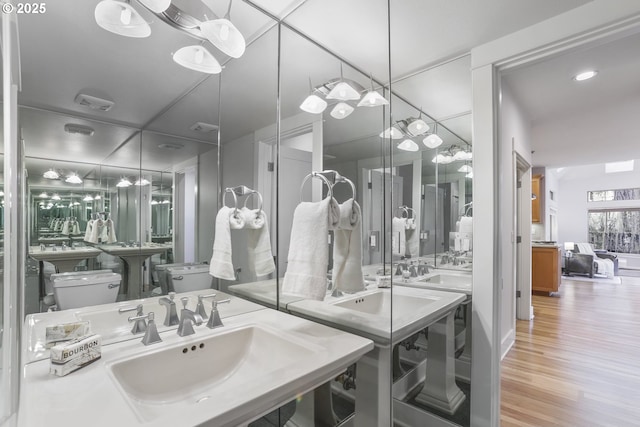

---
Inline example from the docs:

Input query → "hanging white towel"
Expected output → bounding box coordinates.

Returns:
[405,225,419,257]
[89,219,103,244]
[241,207,276,277]
[105,219,117,243]
[332,199,365,294]
[61,220,70,235]
[84,220,94,242]
[210,207,245,280]
[282,197,340,301]
[392,217,407,256]
[72,221,81,235]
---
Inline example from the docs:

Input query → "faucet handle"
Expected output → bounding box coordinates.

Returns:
[119,303,144,316]
[206,299,231,329]
[195,293,217,319]
[168,291,176,301]
[129,312,162,345]
[125,304,148,335]
[180,296,189,310]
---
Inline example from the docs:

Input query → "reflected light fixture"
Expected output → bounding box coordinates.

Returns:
[116,177,133,187]
[432,153,453,164]
[138,0,170,13]
[173,45,221,74]
[466,171,473,179]
[453,150,472,161]
[51,194,61,201]
[94,194,102,200]
[83,195,94,202]
[397,139,419,152]
[327,64,361,101]
[65,173,83,184]
[162,199,171,204]
[423,133,443,149]
[135,178,151,186]
[379,126,403,140]
[151,200,159,205]
[43,169,60,180]
[574,70,597,81]
[358,73,388,107]
[458,165,472,173]
[200,0,246,59]
[39,192,49,198]
[300,77,327,114]
[73,202,81,206]
[94,0,151,38]
[0,190,3,196]
[405,112,429,136]
[330,102,354,120]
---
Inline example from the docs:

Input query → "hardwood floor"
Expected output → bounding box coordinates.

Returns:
[501,276,640,427]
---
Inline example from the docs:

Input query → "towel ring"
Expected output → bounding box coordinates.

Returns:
[395,206,409,218]
[242,191,263,213]
[300,172,334,202]
[332,177,356,201]
[223,189,239,216]
[405,207,416,219]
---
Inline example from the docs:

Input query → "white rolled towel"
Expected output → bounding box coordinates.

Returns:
[240,207,276,277]
[392,217,407,256]
[282,197,340,301]
[210,207,244,280]
[332,199,365,294]
[84,220,94,242]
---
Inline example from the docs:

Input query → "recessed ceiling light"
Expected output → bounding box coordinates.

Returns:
[64,123,95,136]
[574,70,598,81]
[158,143,184,150]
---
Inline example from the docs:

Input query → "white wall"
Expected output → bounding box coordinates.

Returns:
[197,147,219,264]
[557,162,640,246]
[499,79,533,358]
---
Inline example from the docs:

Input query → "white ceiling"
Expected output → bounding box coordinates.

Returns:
[503,30,640,168]
[10,0,597,187]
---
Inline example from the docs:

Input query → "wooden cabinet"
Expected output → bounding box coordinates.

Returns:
[532,245,561,294]
[531,174,541,223]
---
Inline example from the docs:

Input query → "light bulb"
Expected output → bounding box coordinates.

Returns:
[220,24,230,41]
[120,6,131,25]
[194,48,204,65]
[339,89,346,98]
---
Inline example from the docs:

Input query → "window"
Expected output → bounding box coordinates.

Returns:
[588,209,640,253]
[587,188,640,202]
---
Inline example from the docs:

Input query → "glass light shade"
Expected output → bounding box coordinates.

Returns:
[46,203,53,209]
[432,154,453,164]
[94,194,102,200]
[116,178,132,187]
[422,134,443,149]
[397,139,419,152]
[51,194,61,201]
[357,90,388,107]
[173,46,221,74]
[94,0,151,38]
[39,192,49,198]
[43,169,60,179]
[138,0,170,13]
[379,126,403,140]
[458,165,472,173]
[83,195,94,202]
[453,150,473,161]
[151,200,159,205]
[300,94,327,114]
[65,174,83,184]
[73,202,81,206]
[135,178,150,186]
[200,18,246,58]
[330,102,354,120]
[326,82,361,101]
[465,171,473,178]
[0,191,4,196]
[406,118,429,136]
[162,199,171,204]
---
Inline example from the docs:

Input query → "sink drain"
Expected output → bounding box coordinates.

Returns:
[196,395,212,404]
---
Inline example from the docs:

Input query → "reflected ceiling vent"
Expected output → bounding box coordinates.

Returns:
[158,143,184,150]
[64,123,95,136]
[190,122,219,133]
[74,93,115,112]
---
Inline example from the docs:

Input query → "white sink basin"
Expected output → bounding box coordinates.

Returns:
[97,244,170,258]
[333,291,433,316]
[109,324,317,421]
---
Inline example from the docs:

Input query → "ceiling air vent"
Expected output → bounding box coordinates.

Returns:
[158,143,184,150]
[64,123,95,136]
[190,122,219,133]
[74,93,115,112]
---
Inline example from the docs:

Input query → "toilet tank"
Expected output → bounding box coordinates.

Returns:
[47,269,114,296]
[155,262,207,294]
[52,272,122,310]
[167,265,212,293]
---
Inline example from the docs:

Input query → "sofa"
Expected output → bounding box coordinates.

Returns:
[565,243,618,278]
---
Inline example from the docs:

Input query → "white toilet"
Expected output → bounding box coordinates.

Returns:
[166,264,212,293]
[51,271,122,310]
[155,262,207,294]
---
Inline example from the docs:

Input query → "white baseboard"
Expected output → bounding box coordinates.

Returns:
[501,329,515,360]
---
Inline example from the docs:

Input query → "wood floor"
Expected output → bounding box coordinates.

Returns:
[500,276,640,427]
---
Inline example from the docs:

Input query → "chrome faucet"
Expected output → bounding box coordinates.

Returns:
[158,292,179,326]
[177,297,203,337]
[119,304,147,334]
[206,299,231,329]
[128,312,162,345]
[61,242,67,251]
[195,293,217,319]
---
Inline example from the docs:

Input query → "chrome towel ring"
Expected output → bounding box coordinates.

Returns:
[332,175,356,201]
[300,171,334,202]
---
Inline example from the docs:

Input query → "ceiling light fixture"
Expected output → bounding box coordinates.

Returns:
[330,102,354,120]
[151,200,159,205]
[173,45,221,74]
[326,64,361,101]
[423,133,443,149]
[358,73,389,107]
[39,192,49,198]
[94,194,102,200]
[51,194,61,201]
[397,139,419,152]
[405,112,429,137]
[199,0,246,59]
[83,195,94,202]
[135,178,151,186]
[574,70,598,81]
[458,165,472,173]
[138,0,170,13]
[65,173,83,184]
[300,78,328,114]
[116,177,133,188]
[94,0,151,38]
[379,126,403,140]
[43,169,60,180]
[64,124,95,136]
